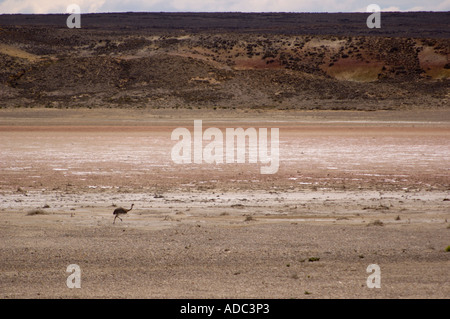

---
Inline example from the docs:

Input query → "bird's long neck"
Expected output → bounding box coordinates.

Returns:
[127,205,134,212]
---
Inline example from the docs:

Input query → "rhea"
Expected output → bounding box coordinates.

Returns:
[113,204,134,224]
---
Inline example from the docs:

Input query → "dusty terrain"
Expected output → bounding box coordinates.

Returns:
[0,108,449,299]
[0,12,448,300]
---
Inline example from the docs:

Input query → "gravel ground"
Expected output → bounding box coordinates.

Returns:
[0,109,449,299]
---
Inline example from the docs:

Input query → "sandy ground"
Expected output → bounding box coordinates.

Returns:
[0,108,449,299]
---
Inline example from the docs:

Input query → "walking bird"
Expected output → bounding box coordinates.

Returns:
[113,204,134,224]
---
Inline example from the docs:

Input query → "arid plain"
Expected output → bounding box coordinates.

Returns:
[0,108,449,298]
[0,12,449,299]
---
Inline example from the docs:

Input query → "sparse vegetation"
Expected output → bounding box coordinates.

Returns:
[27,209,47,216]
[367,220,384,226]
[1,13,448,110]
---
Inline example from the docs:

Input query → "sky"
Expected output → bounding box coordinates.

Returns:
[0,0,449,14]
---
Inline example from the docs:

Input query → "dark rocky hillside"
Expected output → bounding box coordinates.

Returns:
[0,12,448,110]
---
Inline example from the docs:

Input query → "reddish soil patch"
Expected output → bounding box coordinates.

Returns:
[325,58,384,82]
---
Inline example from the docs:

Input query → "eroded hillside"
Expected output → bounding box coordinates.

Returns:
[0,13,449,110]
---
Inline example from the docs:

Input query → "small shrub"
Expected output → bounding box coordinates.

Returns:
[244,215,255,222]
[27,209,47,216]
[367,219,384,226]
